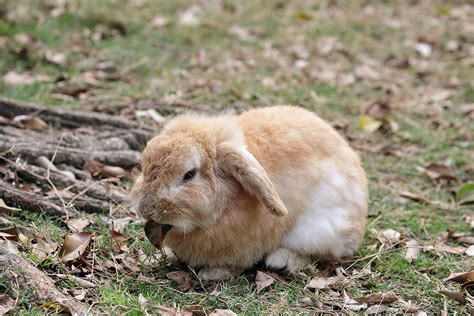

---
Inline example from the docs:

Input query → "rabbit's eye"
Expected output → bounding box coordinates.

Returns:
[183,168,197,182]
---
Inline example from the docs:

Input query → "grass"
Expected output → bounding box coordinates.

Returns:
[1,0,473,314]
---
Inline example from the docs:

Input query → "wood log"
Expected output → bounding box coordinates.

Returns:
[0,135,141,168]
[0,96,149,130]
[0,242,90,315]
[0,181,69,216]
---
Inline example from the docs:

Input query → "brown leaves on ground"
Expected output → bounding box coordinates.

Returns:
[440,270,474,306]
[355,291,399,304]
[0,294,15,315]
[59,232,93,262]
[166,271,197,292]
[255,271,276,293]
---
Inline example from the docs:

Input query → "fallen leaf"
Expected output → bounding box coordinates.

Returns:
[66,218,91,233]
[354,64,381,81]
[144,220,171,250]
[365,100,391,120]
[228,26,257,43]
[422,163,457,182]
[111,229,129,252]
[355,292,399,304]
[405,239,421,262]
[400,191,430,205]
[255,271,275,293]
[306,275,345,290]
[445,270,474,290]
[59,232,93,262]
[178,6,201,26]
[358,115,382,133]
[135,109,166,124]
[366,304,388,314]
[455,183,474,205]
[415,42,432,58]
[0,294,15,315]
[209,309,237,316]
[466,245,474,256]
[379,229,401,244]
[83,160,105,176]
[31,239,58,261]
[425,243,467,256]
[45,50,68,67]
[342,289,367,311]
[3,71,35,85]
[401,300,419,313]
[166,271,196,291]
[295,11,313,21]
[12,115,49,130]
[148,15,169,28]
[439,290,467,305]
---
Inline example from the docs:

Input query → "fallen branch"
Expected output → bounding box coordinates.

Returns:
[13,163,129,203]
[0,181,70,216]
[0,96,149,130]
[0,135,141,168]
[0,242,90,314]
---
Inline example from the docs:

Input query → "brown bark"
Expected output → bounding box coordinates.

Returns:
[0,96,149,130]
[0,242,90,315]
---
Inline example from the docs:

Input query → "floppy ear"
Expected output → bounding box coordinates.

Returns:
[217,142,288,216]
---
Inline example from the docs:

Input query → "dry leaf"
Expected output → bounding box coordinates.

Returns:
[306,275,345,290]
[255,271,275,293]
[59,232,93,262]
[3,71,35,85]
[144,220,172,250]
[439,290,467,305]
[415,42,432,58]
[12,115,49,130]
[111,229,129,252]
[45,50,68,67]
[400,191,430,205]
[66,218,91,233]
[466,245,474,256]
[209,309,237,316]
[0,294,15,315]
[166,271,196,291]
[342,289,367,311]
[445,270,474,290]
[379,229,401,244]
[358,115,382,133]
[354,64,381,81]
[31,239,58,261]
[405,239,421,262]
[401,300,419,313]
[148,15,169,28]
[424,243,466,256]
[355,291,399,304]
[42,301,71,314]
[422,163,457,182]
[178,6,201,26]
[366,304,388,314]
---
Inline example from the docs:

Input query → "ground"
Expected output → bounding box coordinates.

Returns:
[0,0,473,314]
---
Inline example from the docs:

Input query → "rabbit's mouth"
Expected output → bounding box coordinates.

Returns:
[144,220,173,250]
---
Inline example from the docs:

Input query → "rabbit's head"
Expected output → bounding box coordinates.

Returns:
[131,115,288,233]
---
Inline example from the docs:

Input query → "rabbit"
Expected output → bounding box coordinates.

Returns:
[131,105,368,280]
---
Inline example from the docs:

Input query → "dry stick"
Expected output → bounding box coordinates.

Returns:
[0,96,148,130]
[0,243,89,314]
[0,136,142,168]
[13,163,128,203]
[0,181,68,216]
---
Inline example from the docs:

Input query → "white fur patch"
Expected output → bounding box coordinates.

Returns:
[282,166,364,258]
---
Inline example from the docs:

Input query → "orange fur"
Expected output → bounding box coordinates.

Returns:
[131,106,368,271]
